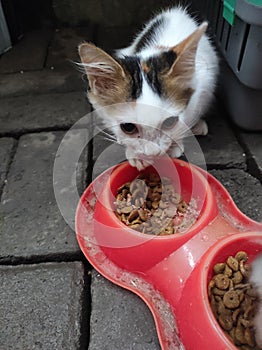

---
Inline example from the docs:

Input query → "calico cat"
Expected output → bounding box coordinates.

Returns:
[78,6,219,170]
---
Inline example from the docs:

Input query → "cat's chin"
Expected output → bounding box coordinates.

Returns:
[125,149,156,170]
[126,146,184,170]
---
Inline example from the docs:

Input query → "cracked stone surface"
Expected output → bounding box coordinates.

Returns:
[0,262,86,350]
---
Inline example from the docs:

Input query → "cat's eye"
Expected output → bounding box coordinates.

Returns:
[120,123,138,135]
[162,116,179,130]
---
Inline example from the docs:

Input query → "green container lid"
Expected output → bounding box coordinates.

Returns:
[223,0,236,25]
[245,0,262,5]
[223,0,262,25]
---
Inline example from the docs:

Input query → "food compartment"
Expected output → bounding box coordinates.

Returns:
[93,158,218,271]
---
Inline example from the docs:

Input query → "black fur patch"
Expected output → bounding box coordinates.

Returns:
[134,17,165,53]
[115,50,177,100]
[144,51,177,95]
[117,56,143,100]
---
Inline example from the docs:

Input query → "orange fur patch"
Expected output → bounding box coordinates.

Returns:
[141,62,150,73]
[161,74,194,109]
[88,78,130,107]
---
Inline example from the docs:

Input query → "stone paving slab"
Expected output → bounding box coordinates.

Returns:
[89,270,161,350]
[0,29,52,74]
[0,261,86,350]
[46,27,94,70]
[239,132,262,181]
[0,91,90,135]
[209,169,262,222]
[0,138,16,193]
[0,69,85,98]
[92,131,125,179]
[0,131,89,261]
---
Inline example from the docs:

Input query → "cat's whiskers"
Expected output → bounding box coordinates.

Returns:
[95,125,119,144]
[101,135,119,144]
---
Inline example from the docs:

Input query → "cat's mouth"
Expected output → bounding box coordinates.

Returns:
[135,150,172,166]
[133,143,173,162]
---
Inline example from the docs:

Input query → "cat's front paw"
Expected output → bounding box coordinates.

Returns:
[128,158,151,171]
[126,149,151,170]
[191,119,208,136]
[168,143,184,158]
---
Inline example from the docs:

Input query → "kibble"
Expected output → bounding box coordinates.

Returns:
[208,251,261,349]
[114,172,199,235]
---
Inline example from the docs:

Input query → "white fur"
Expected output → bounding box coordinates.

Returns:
[113,7,218,169]
[250,254,262,347]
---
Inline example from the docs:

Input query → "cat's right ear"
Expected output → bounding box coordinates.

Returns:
[78,43,128,104]
[167,22,208,81]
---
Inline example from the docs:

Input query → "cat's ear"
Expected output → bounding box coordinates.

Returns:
[167,22,208,80]
[78,43,128,103]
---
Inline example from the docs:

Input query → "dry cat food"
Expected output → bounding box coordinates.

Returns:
[114,172,199,235]
[208,251,261,350]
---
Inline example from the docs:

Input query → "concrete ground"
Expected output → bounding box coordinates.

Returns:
[0,26,261,350]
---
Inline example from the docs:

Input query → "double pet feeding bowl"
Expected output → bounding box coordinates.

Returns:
[75,158,262,349]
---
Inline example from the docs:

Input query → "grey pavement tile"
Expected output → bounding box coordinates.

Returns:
[46,27,94,70]
[209,169,262,222]
[0,138,16,193]
[89,270,161,350]
[0,69,85,98]
[92,132,125,179]
[0,130,89,260]
[195,112,246,169]
[239,132,262,181]
[0,29,52,74]
[0,262,86,350]
[0,91,90,134]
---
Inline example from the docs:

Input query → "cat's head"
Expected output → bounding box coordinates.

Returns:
[78,23,207,168]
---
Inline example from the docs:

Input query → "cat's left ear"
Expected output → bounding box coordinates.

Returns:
[78,42,128,104]
[167,22,208,80]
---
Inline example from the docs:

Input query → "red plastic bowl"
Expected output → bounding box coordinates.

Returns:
[93,158,218,271]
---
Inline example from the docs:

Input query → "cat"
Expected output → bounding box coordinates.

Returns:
[78,6,219,170]
[250,254,262,347]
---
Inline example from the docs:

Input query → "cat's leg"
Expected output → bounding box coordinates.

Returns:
[168,142,184,158]
[184,85,213,138]
[191,119,208,136]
